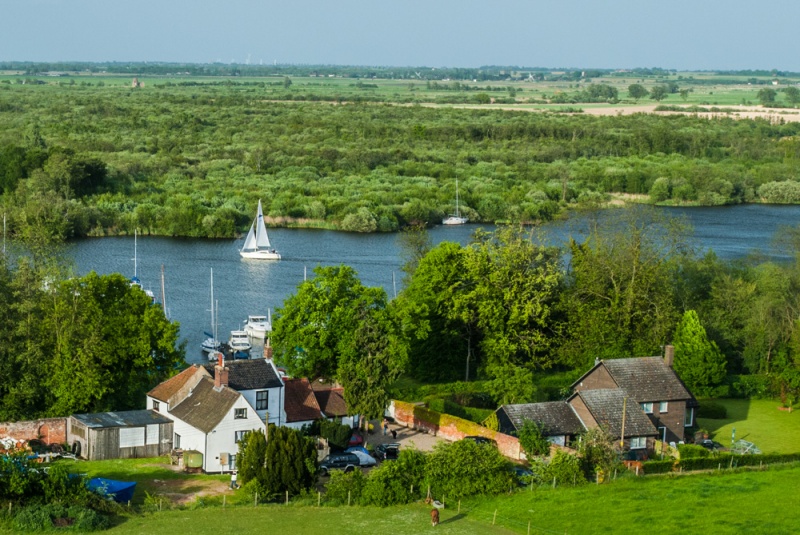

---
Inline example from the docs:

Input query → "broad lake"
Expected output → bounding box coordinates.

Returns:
[61,204,800,364]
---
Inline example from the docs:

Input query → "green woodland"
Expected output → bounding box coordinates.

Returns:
[2,72,800,241]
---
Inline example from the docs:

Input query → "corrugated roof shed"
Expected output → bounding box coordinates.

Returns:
[203,359,283,391]
[284,378,323,423]
[170,377,240,433]
[72,410,172,429]
[498,402,585,436]
[573,389,657,438]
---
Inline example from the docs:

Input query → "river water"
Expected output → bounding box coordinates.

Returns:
[61,204,800,364]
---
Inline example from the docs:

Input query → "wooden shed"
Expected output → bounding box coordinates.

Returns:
[67,410,173,460]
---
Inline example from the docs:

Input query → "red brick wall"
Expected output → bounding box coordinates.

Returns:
[390,401,522,460]
[0,418,67,446]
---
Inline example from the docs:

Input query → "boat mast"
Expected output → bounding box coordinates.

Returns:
[161,264,167,317]
[2,213,5,255]
[210,269,215,342]
[134,229,138,279]
[455,179,460,217]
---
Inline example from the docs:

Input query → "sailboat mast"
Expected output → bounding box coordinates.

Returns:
[134,229,138,278]
[210,268,215,342]
[161,264,167,317]
[455,179,460,217]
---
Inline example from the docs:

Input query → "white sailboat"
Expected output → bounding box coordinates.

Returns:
[201,269,221,357]
[240,200,281,260]
[442,179,468,225]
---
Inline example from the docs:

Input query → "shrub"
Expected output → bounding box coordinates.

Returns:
[13,504,108,532]
[318,419,353,450]
[677,444,710,459]
[518,420,550,458]
[641,459,676,474]
[730,375,780,399]
[545,450,585,486]
[325,469,366,505]
[425,439,515,499]
[697,400,727,419]
[361,449,427,506]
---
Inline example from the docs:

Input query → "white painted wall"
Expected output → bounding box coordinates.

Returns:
[171,418,207,467]
[240,386,283,426]
[206,397,266,473]
[146,396,169,418]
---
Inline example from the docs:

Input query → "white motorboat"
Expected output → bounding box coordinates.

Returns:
[240,200,281,260]
[201,269,221,357]
[442,178,468,225]
[244,311,272,339]
[229,330,252,353]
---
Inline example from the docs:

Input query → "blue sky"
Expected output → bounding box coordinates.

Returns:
[2,0,798,70]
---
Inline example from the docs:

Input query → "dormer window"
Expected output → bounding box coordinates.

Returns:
[641,402,653,414]
[152,400,160,411]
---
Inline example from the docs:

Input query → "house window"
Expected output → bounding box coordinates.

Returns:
[256,390,268,411]
[152,400,160,411]
[684,407,694,427]
[174,433,181,449]
[659,401,668,413]
[235,430,247,443]
[630,436,647,449]
[234,408,247,419]
[229,454,237,471]
[641,402,653,414]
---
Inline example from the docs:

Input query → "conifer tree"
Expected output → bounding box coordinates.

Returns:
[673,310,727,395]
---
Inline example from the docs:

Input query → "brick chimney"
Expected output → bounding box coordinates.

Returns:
[214,352,228,389]
[664,345,675,368]
[264,339,273,361]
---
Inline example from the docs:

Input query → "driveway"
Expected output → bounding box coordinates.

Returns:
[366,420,449,453]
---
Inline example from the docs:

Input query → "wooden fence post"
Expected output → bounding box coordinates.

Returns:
[286,490,289,505]
[318,491,321,506]
[223,495,226,508]
[493,509,497,525]
[348,490,351,506]
[255,492,258,506]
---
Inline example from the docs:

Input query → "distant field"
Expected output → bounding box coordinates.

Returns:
[697,398,800,454]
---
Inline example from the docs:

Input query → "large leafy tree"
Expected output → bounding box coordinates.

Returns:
[558,209,685,368]
[673,310,727,396]
[425,439,515,499]
[273,265,406,421]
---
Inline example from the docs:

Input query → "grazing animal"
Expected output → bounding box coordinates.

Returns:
[431,508,440,527]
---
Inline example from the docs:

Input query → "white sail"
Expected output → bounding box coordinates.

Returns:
[240,199,280,260]
[255,200,271,249]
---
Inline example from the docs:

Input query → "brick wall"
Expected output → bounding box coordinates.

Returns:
[0,417,67,446]
[390,400,522,460]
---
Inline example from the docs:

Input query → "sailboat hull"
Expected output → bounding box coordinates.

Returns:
[240,250,282,260]
[442,216,468,225]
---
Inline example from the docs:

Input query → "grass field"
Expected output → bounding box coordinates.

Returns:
[3,464,794,535]
[697,398,800,454]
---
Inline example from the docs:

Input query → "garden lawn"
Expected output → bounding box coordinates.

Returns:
[697,398,800,454]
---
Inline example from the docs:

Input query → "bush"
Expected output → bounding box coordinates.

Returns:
[677,444,710,459]
[318,419,353,450]
[641,460,676,474]
[730,375,780,399]
[13,504,108,532]
[697,400,728,419]
[425,439,515,499]
[545,450,585,486]
[360,449,427,506]
[325,469,366,505]
[518,420,550,458]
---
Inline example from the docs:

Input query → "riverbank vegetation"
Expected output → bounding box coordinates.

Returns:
[2,67,800,240]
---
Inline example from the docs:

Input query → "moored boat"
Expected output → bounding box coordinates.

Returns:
[240,200,281,260]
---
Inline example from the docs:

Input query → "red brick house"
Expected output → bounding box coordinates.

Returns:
[571,347,698,445]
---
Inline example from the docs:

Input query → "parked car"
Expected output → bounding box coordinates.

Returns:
[373,443,400,461]
[510,465,534,486]
[700,439,724,451]
[318,453,360,476]
[462,435,497,447]
[345,447,377,467]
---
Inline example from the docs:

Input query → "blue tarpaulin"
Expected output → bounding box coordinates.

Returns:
[87,478,137,503]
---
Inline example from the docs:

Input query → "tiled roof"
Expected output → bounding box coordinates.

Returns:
[284,378,323,423]
[314,388,348,417]
[602,357,694,402]
[572,389,657,438]
[498,402,585,436]
[147,365,208,403]
[203,359,283,391]
[170,377,241,434]
[72,410,172,429]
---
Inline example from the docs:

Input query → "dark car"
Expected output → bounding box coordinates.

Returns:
[373,443,400,461]
[700,439,724,451]
[318,453,360,476]
[462,435,497,447]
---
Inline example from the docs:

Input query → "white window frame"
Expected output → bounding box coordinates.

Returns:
[152,400,160,411]
[659,401,668,413]
[684,407,694,427]
[174,433,181,449]
[235,430,247,443]
[234,408,247,420]
[630,436,647,449]
[641,402,654,414]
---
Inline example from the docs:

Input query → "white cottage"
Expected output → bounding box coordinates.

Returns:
[168,367,265,473]
[204,358,285,426]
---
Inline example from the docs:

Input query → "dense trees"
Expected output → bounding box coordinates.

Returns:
[673,310,727,396]
[237,426,317,498]
[2,82,800,240]
[0,258,184,420]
